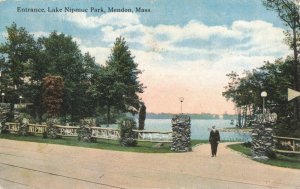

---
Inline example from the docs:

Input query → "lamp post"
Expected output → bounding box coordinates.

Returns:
[179,97,184,114]
[1,93,4,103]
[19,95,23,104]
[261,91,267,115]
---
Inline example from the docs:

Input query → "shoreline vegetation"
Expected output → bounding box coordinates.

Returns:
[220,128,252,133]
[137,113,237,120]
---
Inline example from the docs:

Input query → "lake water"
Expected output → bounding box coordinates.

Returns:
[143,119,251,142]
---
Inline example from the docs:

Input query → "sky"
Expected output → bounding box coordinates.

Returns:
[0,0,291,115]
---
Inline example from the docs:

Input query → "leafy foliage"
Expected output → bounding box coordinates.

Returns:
[89,37,144,125]
[262,0,300,123]
[105,37,144,113]
[223,58,297,134]
[42,75,64,118]
[223,1,300,132]
[0,23,144,124]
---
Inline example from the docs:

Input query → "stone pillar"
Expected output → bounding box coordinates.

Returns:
[171,114,192,152]
[77,119,93,142]
[119,118,137,147]
[43,118,59,139]
[251,122,274,159]
[0,103,10,133]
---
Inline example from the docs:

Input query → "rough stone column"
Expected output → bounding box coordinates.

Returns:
[44,118,59,139]
[251,122,274,159]
[0,103,10,133]
[77,119,93,142]
[171,114,192,152]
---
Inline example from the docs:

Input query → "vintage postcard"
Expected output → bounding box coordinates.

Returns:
[0,0,299,188]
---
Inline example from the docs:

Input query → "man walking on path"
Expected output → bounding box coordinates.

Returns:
[209,125,220,157]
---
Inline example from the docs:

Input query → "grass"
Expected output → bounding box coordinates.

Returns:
[228,143,252,156]
[0,132,207,153]
[228,143,300,169]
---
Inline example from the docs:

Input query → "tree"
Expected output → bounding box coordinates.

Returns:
[223,59,294,133]
[82,52,99,83]
[0,22,40,104]
[88,66,126,126]
[0,23,146,125]
[42,75,64,118]
[40,32,86,121]
[103,36,144,125]
[262,0,300,122]
[106,37,144,108]
[222,71,247,127]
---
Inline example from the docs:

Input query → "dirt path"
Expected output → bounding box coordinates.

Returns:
[0,139,299,189]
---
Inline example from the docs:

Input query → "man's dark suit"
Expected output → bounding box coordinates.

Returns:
[209,129,220,157]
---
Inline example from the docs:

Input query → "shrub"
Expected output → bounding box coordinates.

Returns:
[16,113,34,123]
[266,149,277,159]
[242,141,252,148]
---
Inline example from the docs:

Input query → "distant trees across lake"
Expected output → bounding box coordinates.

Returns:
[135,113,237,120]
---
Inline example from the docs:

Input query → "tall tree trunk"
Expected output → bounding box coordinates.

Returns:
[34,106,40,123]
[292,26,299,122]
[243,106,248,128]
[138,103,146,130]
[237,107,242,128]
[107,103,110,127]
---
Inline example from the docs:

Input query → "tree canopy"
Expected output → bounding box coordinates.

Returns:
[223,1,300,136]
[0,23,145,124]
[89,37,144,125]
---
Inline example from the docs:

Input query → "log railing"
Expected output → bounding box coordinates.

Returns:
[91,127,120,140]
[5,122,20,133]
[55,125,79,137]
[28,124,47,134]
[273,136,300,154]
[3,122,173,143]
[5,123,48,134]
[4,123,121,140]
[133,130,172,143]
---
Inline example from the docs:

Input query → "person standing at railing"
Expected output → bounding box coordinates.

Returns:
[209,125,220,157]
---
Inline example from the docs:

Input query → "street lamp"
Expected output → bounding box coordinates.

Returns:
[1,93,4,103]
[261,91,267,115]
[19,95,23,104]
[179,97,184,114]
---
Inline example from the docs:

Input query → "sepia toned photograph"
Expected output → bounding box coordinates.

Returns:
[0,0,299,188]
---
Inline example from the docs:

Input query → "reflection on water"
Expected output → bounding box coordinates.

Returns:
[143,119,251,142]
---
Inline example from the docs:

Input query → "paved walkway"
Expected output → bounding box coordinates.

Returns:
[0,139,300,189]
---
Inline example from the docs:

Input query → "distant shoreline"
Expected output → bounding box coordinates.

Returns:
[135,113,237,120]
